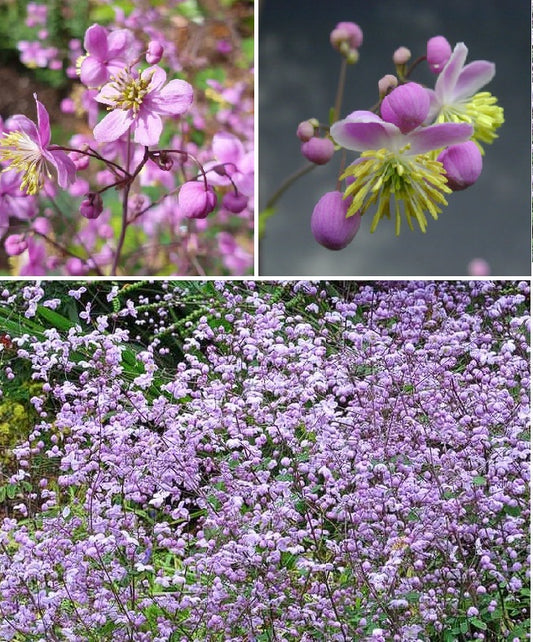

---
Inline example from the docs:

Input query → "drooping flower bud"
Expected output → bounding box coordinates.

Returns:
[146,41,164,65]
[437,141,482,191]
[301,137,335,165]
[178,181,217,219]
[4,234,28,256]
[393,46,411,65]
[378,74,398,98]
[80,192,104,219]
[380,82,430,134]
[311,190,361,250]
[296,120,316,142]
[330,22,363,51]
[427,36,452,73]
[222,191,248,213]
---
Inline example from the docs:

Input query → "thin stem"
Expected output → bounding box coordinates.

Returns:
[333,57,348,123]
[264,162,316,210]
[111,145,150,276]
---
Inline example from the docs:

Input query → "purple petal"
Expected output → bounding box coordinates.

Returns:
[84,24,108,59]
[8,114,40,141]
[331,118,399,152]
[212,132,244,165]
[151,79,194,116]
[435,42,468,101]
[134,110,162,147]
[80,57,108,87]
[408,122,473,154]
[48,149,77,188]
[34,94,50,147]
[454,61,495,101]
[107,29,131,58]
[93,109,132,143]
[423,89,440,124]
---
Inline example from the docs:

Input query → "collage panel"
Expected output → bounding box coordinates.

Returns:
[0,0,254,277]
[259,0,530,277]
[0,279,530,639]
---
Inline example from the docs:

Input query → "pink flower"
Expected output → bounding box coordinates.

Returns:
[80,24,137,87]
[93,66,193,147]
[0,94,76,195]
[301,137,335,165]
[205,132,253,198]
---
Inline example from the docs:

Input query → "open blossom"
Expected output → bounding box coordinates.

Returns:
[424,42,504,148]
[330,100,472,234]
[93,65,193,147]
[0,94,76,195]
[79,24,137,87]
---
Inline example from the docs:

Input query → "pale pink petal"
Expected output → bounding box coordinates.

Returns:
[134,110,162,147]
[212,132,244,165]
[151,79,193,115]
[408,122,473,154]
[34,94,51,147]
[435,42,468,101]
[94,83,121,106]
[84,24,108,59]
[454,60,495,100]
[331,116,399,152]
[142,65,167,92]
[93,109,132,143]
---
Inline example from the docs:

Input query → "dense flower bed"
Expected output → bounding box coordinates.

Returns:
[0,280,529,640]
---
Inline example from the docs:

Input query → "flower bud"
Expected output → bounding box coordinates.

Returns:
[380,82,430,134]
[178,181,217,219]
[222,191,248,213]
[467,258,490,276]
[427,36,452,73]
[311,191,361,250]
[296,120,315,142]
[437,141,482,191]
[301,137,335,165]
[393,46,411,65]
[378,74,398,98]
[330,22,363,52]
[80,192,104,219]
[146,41,164,65]
[4,234,28,256]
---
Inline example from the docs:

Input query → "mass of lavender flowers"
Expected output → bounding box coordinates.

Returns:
[0,280,529,640]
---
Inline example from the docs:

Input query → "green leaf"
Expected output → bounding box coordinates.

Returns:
[472,476,487,486]
[0,486,5,502]
[470,617,487,630]
[37,306,76,331]
[6,483,16,499]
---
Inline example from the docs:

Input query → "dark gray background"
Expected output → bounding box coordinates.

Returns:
[259,0,530,276]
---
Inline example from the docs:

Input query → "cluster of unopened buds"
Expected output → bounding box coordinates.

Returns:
[297,24,504,250]
[0,20,251,275]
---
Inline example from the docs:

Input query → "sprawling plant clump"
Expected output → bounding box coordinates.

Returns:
[0,280,529,641]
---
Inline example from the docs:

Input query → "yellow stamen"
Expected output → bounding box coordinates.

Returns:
[341,148,451,235]
[0,131,49,195]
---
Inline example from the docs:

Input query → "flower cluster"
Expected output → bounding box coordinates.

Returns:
[0,280,529,640]
[0,2,254,276]
[294,25,503,250]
